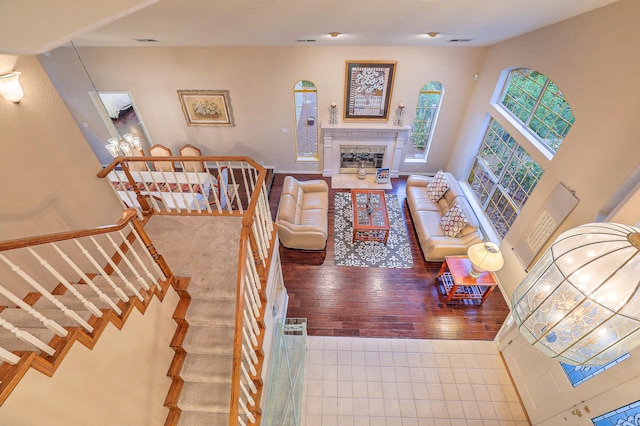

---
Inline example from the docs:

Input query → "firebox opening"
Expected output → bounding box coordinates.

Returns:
[340,146,385,173]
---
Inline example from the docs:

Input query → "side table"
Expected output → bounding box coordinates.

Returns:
[437,256,499,304]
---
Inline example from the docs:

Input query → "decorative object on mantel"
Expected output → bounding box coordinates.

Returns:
[333,193,413,268]
[328,102,338,125]
[177,89,235,126]
[357,161,367,180]
[393,103,405,127]
[344,60,397,122]
[512,222,640,366]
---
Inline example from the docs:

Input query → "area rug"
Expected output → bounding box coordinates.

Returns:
[333,193,414,268]
[331,174,392,190]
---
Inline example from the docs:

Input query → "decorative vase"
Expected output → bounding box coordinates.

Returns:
[357,161,366,180]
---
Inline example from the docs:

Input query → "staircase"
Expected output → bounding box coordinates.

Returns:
[143,214,243,425]
[0,156,275,425]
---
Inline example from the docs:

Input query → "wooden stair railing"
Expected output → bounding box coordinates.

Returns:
[0,209,175,406]
[98,156,276,425]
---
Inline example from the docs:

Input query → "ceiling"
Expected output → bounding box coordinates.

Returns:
[1,0,620,55]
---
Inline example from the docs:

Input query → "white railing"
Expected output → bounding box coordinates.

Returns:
[97,156,267,217]
[0,210,169,367]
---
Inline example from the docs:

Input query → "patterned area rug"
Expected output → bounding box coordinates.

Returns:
[333,193,414,268]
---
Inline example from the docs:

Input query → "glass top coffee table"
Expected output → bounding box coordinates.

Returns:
[351,189,390,244]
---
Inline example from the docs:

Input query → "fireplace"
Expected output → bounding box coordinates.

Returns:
[321,123,410,178]
[340,146,385,173]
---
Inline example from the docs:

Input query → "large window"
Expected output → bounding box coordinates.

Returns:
[406,81,443,162]
[561,353,630,387]
[592,399,640,426]
[293,80,318,160]
[500,68,575,154]
[468,119,544,238]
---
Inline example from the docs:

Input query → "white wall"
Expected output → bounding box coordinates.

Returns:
[40,46,486,172]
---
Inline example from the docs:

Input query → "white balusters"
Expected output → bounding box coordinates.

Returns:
[0,345,21,365]
[89,236,144,302]
[74,240,130,303]
[0,318,55,356]
[105,234,150,291]
[118,230,158,289]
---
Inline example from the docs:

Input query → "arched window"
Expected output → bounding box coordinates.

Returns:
[406,81,443,162]
[499,68,574,154]
[293,80,318,160]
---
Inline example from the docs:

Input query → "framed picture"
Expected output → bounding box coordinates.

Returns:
[376,168,390,184]
[177,90,235,126]
[344,61,397,122]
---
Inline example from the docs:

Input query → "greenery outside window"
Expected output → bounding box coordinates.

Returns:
[500,68,575,154]
[406,81,443,162]
[293,80,318,161]
[468,119,544,238]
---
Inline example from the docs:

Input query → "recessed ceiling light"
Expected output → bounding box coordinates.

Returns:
[329,32,341,38]
[425,32,440,38]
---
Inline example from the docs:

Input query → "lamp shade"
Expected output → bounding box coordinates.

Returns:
[467,242,504,274]
[511,223,640,366]
[0,72,24,103]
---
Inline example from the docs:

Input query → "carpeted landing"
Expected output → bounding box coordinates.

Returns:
[333,193,414,268]
[144,215,243,426]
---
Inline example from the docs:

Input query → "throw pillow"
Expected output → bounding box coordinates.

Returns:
[427,170,449,202]
[440,202,468,237]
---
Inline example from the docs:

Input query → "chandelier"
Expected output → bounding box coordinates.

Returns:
[511,222,640,366]
[105,133,142,158]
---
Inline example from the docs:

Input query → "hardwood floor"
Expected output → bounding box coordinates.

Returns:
[269,174,511,341]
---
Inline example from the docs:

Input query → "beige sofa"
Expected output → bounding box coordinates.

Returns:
[406,172,484,261]
[276,176,329,250]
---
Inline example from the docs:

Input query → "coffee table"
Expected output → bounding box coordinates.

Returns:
[351,189,390,244]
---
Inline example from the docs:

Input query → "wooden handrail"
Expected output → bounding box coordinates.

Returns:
[97,155,263,177]
[0,209,138,252]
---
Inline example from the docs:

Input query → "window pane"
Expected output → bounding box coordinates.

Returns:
[499,68,575,155]
[468,118,544,239]
[561,353,629,387]
[592,398,640,426]
[294,80,318,159]
[406,81,443,161]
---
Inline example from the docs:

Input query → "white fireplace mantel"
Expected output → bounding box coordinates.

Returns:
[321,123,410,178]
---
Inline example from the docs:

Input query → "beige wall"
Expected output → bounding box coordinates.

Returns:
[0,54,123,240]
[450,0,640,298]
[40,45,486,171]
[0,287,178,425]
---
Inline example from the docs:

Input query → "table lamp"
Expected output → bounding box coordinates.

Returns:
[467,242,504,279]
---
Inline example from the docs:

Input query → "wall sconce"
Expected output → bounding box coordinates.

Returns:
[512,222,640,366]
[393,103,405,127]
[467,242,504,278]
[0,72,24,103]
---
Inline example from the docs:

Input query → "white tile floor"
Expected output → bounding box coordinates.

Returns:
[301,336,529,426]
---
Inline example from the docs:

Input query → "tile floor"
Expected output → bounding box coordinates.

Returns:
[301,336,529,426]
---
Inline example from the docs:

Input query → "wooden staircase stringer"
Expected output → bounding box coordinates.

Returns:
[0,274,175,406]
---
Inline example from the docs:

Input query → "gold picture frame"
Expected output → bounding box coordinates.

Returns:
[344,60,397,122]
[178,90,235,126]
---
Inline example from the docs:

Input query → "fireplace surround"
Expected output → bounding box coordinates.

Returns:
[321,123,410,177]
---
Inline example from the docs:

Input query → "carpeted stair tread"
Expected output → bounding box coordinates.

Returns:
[177,411,230,426]
[185,299,236,327]
[144,215,242,298]
[33,291,110,312]
[0,307,93,329]
[0,327,54,353]
[180,353,233,383]
[182,325,235,355]
[177,381,231,412]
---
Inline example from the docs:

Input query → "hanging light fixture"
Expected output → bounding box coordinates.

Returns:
[512,222,640,366]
